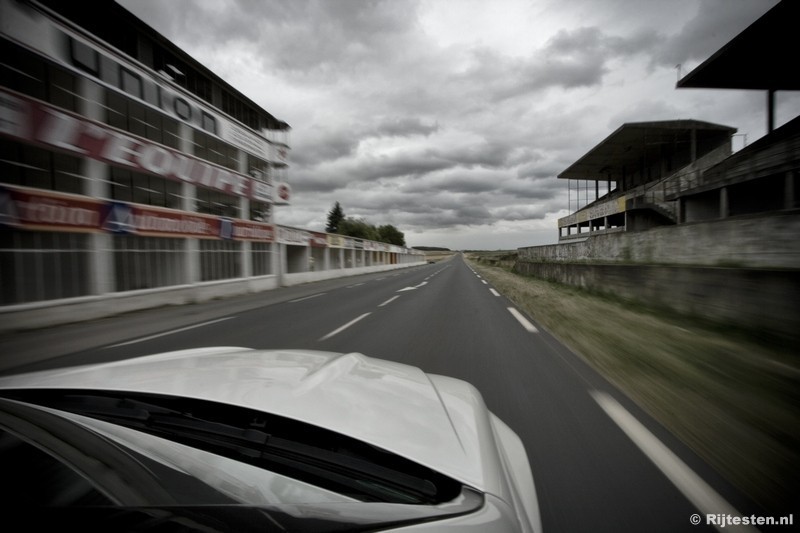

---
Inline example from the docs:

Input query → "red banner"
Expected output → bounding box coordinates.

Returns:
[1,185,275,242]
[0,89,272,203]
[0,186,104,233]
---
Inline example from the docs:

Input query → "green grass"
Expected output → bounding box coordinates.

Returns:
[465,254,799,512]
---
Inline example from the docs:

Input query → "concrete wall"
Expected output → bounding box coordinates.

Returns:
[520,211,800,269]
[281,261,419,287]
[1,260,425,333]
[512,261,800,343]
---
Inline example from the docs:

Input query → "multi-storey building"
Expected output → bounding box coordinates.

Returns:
[0,0,422,328]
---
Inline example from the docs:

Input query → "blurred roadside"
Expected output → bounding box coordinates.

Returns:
[466,253,799,517]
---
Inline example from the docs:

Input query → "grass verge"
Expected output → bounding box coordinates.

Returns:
[465,254,799,513]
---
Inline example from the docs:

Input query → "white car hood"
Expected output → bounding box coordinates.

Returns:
[0,348,507,494]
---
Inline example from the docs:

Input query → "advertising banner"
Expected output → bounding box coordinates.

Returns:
[0,89,271,202]
[1,184,275,242]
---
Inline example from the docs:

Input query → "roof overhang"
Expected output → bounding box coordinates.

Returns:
[677,1,800,91]
[558,120,736,181]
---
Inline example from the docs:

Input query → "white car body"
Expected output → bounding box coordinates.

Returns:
[0,348,541,532]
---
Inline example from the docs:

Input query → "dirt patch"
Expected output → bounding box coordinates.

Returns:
[423,251,457,262]
[466,254,799,513]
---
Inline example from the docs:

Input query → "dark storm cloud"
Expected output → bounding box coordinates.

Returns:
[650,0,780,69]
[116,0,789,248]
[457,25,663,103]
[292,131,361,167]
[501,177,562,201]
[231,0,422,79]
[351,153,453,181]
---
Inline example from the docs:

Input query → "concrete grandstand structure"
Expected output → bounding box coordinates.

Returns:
[0,0,423,331]
[517,0,799,342]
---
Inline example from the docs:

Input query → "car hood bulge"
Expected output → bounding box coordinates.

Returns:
[0,348,505,492]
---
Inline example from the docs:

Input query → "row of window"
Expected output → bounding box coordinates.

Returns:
[0,142,84,195]
[3,37,276,179]
[1,40,79,112]
[105,89,181,149]
[3,142,275,227]
[0,232,276,305]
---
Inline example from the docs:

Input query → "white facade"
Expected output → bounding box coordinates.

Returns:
[0,0,424,329]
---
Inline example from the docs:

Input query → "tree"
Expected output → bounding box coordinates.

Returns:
[337,217,379,241]
[377,224,406,246]
[325,202,345,233]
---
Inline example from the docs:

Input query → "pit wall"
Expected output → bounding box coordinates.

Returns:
[515,213,800,343]
[1,252,424,333]
[520,211,799,269]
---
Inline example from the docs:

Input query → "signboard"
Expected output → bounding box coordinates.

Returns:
[558,196,627,227]
[0,184,275,242]
[0,185,103,233]
[326,234,345,248]
[309,232,328,248]
[103,202,221,238]
[0,0,280,162]
[277,226,309,245]
[0,89,271,202]
[273,182,292,205]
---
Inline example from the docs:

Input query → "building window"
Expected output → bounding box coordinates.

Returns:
[251,242,273,276]
[193,129,239,171]
[0,231,91,304]
[221,89,261,130]
[250,201,271,222]
[0,141,83,194]
[113,235,184,292]
[110,167,181,209]
[1,40,79,112]
[195,187,239,217]
[200,239,241,281]
[247,155,269,180]
[105,90,179,148]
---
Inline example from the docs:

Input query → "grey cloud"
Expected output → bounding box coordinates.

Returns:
[372,117,439,138]
[651,0,778,69]
[293,133,361,167]
[352,154,452,181]
[116,0,774,249]
[457,26,663,103]
[501,177,562,200]
[545,26,661,58]
[253,0,423,78]
[438,141,512,169]
[491,205,552,222]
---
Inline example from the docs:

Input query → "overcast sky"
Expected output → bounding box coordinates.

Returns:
[117,0,797,250]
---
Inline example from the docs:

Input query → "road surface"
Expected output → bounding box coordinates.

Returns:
[0,254,773,532]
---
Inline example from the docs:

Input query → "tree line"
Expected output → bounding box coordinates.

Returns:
[325,202,406,246]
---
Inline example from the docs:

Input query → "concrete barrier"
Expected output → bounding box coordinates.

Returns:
[513,261,800,343]
[0,261,425,333]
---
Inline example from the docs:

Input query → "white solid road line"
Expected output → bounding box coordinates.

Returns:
[507,307,538,333]
[591,391,756,533]
[319,313,371,341]
[107,317,235,348]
